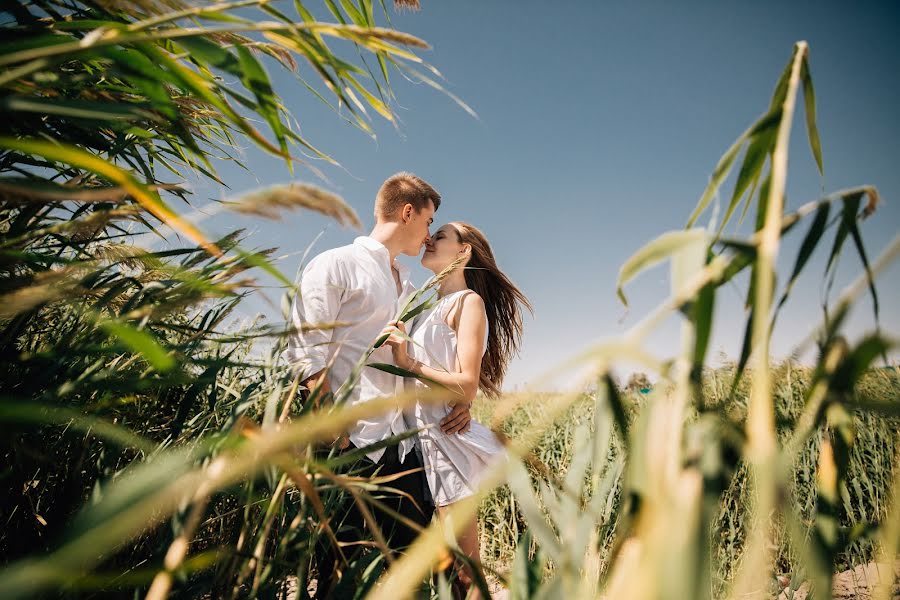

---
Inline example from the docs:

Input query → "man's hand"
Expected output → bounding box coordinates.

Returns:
[440,401,472,435]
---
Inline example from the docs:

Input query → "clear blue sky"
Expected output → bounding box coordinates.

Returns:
[188,0,899,389]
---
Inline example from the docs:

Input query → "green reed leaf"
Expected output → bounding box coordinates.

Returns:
[719,117,778,235]
[236,44,290,160]
[686,109,782,228]
[617,228,708,306]
[691,282,716,378]
[775,201,830,318]
[0,96,158,122]
[0,137,220,255]
[100,321,176,372]
[510,530,544,600]
[175,34,241,73]
[507,458,561,564]
[832,334,894,392]
[366,362,448,390]
[801,56,824,176]
[0,398,156,452]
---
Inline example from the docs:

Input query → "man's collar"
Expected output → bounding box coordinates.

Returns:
[354,236,411,277]
[354,235,387,254]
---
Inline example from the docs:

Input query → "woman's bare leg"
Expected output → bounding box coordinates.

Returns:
[437,504,484,600]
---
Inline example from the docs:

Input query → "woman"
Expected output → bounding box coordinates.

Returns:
[383,222,531,597]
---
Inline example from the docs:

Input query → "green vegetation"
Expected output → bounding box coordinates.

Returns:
[0,1,450,597]
[474,366,900,596]
[1,2,897,598]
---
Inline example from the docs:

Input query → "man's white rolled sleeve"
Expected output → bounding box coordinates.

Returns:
[284,258,342,378]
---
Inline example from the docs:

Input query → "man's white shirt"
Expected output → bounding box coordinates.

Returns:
[283,236,417,463]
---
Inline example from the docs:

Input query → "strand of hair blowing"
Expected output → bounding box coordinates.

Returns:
[453,222,532,397]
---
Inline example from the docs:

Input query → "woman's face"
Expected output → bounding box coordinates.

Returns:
[421,223,467,273]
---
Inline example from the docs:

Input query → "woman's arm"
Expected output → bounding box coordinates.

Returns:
[384,293,486,403]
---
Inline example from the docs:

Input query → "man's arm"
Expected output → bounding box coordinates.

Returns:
[300,371,348,448]
[285,257,350,448]
[284,255,342,397]
[301,369,332,406]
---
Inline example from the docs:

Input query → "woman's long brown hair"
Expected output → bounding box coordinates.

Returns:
[452,222,532,397]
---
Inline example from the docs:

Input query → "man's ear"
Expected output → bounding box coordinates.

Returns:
[402,203,414,224]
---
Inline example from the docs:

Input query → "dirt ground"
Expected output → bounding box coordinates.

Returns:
[777,561,900,600]
[274,560,899,599]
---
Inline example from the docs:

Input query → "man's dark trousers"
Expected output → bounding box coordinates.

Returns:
[314,442,434,597]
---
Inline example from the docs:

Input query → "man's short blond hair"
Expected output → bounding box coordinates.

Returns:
[375,172,441,220]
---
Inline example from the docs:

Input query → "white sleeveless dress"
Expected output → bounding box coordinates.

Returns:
[404,290,506,507]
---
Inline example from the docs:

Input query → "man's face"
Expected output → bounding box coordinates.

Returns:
[403,199,435,256]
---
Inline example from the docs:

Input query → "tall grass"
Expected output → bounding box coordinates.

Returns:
[0,1,457,597]
[473,366,899,595]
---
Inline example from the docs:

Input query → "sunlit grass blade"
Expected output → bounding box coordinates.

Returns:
[100,320,176,372]
[616,228,708,306]
[0,399,157,453]
[0,137,220,256]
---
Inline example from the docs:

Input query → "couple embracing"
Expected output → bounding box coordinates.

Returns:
[285,172,530,598]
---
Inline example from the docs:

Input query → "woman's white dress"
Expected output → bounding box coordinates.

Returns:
[404,290,506,507]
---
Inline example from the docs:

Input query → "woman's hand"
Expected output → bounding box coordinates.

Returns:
[380,320,413,370]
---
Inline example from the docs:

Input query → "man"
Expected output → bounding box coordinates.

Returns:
[285,172,463,595]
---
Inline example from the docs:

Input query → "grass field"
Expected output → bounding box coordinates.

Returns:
[474,365,900,594]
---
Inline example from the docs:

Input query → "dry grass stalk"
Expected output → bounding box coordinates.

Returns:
[417,253,469,297]
[0,266,89,319]
[0,182,185,204]
[69,208,144,242]
[394,0,421,10]
[93,0,186,16]
[92,242,161,270]
[228,183,362,229]
[316,24,429,49]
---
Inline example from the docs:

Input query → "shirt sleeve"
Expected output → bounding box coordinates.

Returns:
[283,254,344,377]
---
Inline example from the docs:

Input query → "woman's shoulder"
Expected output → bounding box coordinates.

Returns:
[446,290,486,329]
[460,290,484,308]
[455,289,485,314]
